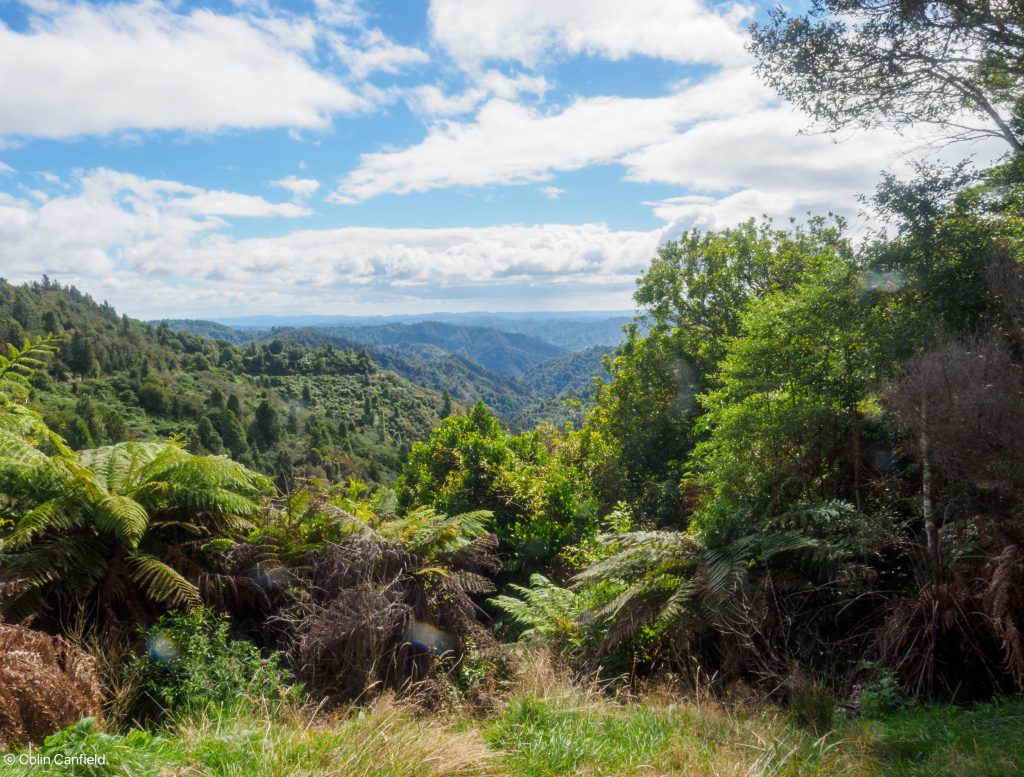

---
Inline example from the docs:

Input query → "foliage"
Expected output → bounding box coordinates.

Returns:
[128,609,298,721]
[397,402,598,570]
[857,661,906,718]
[573,529,819,658]
[0,440,272,625]
[751,0,1024,152]
[6,718,181,777]
[490,574,580,647]
[689,262,891,530]
[0,278,452,486]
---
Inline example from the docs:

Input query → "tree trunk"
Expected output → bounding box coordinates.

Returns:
[920,399,941,583]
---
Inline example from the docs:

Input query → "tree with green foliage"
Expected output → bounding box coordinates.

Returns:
[397,402,597,568]
[250,398,280,451]
[634,217,850,378]
[194,415,225,454]
[67,330,98,379]
[751,0,1024,153]
[689,262,891,532]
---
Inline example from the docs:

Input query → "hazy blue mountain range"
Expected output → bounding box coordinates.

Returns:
[192,312,633,351]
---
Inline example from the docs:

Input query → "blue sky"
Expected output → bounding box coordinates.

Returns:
[0,0,999,318]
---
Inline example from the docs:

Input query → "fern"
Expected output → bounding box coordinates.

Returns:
[573,528,820,650]
[490,574,578,642]
[0,440,273,625]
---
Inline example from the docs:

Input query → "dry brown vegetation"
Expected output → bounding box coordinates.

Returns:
[0,622,102,747]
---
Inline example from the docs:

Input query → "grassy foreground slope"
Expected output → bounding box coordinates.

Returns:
[10,659,1024,777]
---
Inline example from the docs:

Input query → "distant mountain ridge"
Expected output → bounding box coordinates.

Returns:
[159,314,629,427]
[179,312,633,352]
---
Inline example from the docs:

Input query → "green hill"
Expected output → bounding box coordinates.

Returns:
[0,279,452,486]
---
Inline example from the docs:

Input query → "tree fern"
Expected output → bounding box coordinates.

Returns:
[0,440,273,625]
[574,528,820,651]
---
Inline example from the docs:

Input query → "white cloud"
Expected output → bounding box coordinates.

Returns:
[0,169,309,277]
[539,186,565,199]
[0,167,657,315]
[314,0,366,28]
[0,1,365,139]
[0,161,13,174]
[628,108,1006,232]
[408,70,549,117]
[428,0,753,68]
[271,176,321,199]
[329,27,429,79]
[333,68,771,201]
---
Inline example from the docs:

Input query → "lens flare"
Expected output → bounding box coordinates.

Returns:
[403,621,454,655]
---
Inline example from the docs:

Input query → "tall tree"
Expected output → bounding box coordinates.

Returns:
[751,0,1024,153]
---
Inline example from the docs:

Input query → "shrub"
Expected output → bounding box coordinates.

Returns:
[857,661,906,718]
[126,609,298,722]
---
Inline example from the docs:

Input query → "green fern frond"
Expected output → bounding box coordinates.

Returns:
[125,553,202,610]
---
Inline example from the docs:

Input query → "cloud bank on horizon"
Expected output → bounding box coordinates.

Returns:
[0,0,1003,318]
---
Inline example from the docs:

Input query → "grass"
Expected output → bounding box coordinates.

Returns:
[8,660,1024,777]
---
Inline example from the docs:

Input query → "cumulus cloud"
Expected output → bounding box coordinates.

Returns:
[329,27,429,79]
[0,169,309,277]
[630,108,1007,232]
[0,1,365,139]
[333,90,696,202]
[271,176,321,199]
[539,186,565,199]
[428,0,753,68]
[408,70,548,117]
[331,69,774,202]
[0,167,658,315]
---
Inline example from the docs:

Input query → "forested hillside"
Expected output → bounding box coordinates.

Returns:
[164,319,618,427]
[0,280,451,485]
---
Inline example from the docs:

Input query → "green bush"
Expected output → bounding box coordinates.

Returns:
[127,609,299,722]
[857,661,906,718]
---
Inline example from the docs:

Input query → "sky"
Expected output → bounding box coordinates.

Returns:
[0,0,1004,318]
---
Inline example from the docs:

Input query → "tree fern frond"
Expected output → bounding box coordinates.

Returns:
[125,553,202,610]
[91,494,150,549]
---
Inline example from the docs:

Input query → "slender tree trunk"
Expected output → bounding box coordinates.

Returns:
[852,411,862,511]
[920,399,941,583]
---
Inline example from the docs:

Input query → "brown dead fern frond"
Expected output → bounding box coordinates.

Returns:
[980,544,1024,688]
[0,623,102,747]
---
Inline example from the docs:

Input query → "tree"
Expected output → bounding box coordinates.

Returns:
[585,217,852,525]
[397,402,597,567]
[634,217,851,379]
[750,0,1024,153]
[195,415,225,454]
[690,262,890,531]
[212,408,248,457]
[67,330,98,379]
[250,398,280,451]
